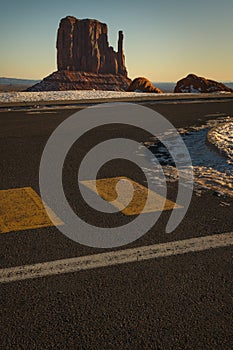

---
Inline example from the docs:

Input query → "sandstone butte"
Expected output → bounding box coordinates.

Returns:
[174,73,233,93]
[28,16,131,92]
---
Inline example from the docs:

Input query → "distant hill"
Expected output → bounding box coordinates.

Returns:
[153,82,176,93]
[0,77,40,85]
[225,82,233,90]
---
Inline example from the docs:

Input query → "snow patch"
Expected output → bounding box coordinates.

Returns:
[0,90,166,104]
[137,116,233,198]
[208,122,233,161]
[0,89,232,105]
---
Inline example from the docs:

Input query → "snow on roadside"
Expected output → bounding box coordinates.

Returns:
[0,90,232,104]
[137,116,233,198]
[208,122,233,161]
[0,90,166,104]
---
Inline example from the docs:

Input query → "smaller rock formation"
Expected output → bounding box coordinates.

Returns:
[128,77,162,93]
[174,74,233,93]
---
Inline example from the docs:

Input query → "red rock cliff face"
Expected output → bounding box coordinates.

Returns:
[56,16,128,76]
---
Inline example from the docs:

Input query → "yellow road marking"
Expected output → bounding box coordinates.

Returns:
[80,177,181,215]
[0,187,62,234]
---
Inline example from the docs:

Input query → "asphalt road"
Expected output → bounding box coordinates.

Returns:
[0,100,232,349]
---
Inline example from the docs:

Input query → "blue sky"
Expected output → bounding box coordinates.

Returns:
[0,0,233,82]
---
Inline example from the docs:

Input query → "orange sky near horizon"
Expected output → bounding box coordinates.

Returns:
[1,0,233,82]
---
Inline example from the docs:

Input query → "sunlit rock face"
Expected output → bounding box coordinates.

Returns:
[128,77,162,93]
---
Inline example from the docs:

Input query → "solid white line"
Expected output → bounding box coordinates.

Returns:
[0,232,232,284]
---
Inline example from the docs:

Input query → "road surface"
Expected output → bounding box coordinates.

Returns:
[0,99,232,349]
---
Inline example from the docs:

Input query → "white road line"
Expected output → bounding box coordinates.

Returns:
[0,232,233,284]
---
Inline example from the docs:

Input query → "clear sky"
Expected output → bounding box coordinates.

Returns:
[0,0,233,82]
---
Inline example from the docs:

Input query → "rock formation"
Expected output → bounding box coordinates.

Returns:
[174,74,233,93]
[27,71,131,91]
[56,17,128,76]
[28,16,131,92]
[128,77,162,93]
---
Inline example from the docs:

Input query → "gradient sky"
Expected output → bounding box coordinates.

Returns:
[1,0,233,82]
